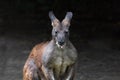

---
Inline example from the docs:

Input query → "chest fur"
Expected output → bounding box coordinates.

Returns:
[49,48,76,76]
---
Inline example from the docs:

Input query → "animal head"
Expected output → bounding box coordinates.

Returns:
[49,11,73,48]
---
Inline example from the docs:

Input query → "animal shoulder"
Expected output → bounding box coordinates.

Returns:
[29,41,49,59]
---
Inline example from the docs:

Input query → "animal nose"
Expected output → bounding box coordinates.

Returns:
[58,41,64,46]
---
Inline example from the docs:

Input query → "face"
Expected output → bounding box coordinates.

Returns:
[52,24,69,48]
[49,11,73,48]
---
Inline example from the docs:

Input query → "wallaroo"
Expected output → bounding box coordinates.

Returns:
[23,11,78,80]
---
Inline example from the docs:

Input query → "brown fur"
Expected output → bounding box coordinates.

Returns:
[29,42,49,66]
[23,42,49,80]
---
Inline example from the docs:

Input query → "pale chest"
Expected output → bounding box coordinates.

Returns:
[49,49,76,76]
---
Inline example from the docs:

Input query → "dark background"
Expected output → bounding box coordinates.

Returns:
[0,0,120,80]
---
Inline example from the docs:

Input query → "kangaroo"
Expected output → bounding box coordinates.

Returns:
[23,11,78,80]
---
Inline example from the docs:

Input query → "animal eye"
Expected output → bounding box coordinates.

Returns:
[64,31,69,34]
[55,31,58,34]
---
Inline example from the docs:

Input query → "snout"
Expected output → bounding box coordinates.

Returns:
[55,32,66,48]
[58,41,65,46]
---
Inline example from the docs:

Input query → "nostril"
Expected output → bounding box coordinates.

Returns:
[58,41,64,46]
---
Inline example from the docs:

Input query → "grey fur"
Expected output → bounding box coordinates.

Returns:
[41,11,78,80]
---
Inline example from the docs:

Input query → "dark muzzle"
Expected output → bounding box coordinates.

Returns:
[58,41,65,46]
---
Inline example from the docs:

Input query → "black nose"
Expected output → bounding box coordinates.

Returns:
[58,41,64,46]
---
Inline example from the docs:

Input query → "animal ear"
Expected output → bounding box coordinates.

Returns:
[62,12,73,27]
[49,11,60,27]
